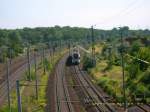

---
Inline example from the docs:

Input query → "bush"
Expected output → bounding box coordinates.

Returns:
[140,67,150,84]
[25,69,36,81]
[82,55,95,70]
[44,58,51,71]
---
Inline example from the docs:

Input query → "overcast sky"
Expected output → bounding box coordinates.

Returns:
[0,0,150,29]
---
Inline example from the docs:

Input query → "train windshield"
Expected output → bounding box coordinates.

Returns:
[73,53,79,59]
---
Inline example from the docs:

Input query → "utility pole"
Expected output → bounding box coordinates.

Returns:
[34,51,38,100]
[69,40,71,56]
[27,45,31,81]
[59,40,61,56]
[8,48,12,65]
[16,80,22,112]
[42,47,46,74]
[120,28,127,111]
[108,46,112,63]
[51,42,54,66]
[49,42,51,60]
[6,58,11,112]
[40,48,43,65]
[91,26,96,66]
[86,34,90,47]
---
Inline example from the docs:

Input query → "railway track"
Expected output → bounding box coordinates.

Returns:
[55,56,75,112]
[72,66,150,112]
[52,53,149,112]
[128,104,150,112]
[137,104,150,112]
[0,57,30,105]
[71,65,116,112]
[0,49,53,105]
[1,50,149,112]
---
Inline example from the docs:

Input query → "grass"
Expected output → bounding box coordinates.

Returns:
[0,89,18,112]
[89,60,123,97]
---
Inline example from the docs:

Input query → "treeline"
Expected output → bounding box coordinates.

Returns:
[0,26,89,62]
[0,26,150,62]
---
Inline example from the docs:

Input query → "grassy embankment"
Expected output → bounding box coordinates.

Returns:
[83,42,150,105]
[84,43,125,103]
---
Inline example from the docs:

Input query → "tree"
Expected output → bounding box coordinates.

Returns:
[8,31,23,56]
[130,40,142,56]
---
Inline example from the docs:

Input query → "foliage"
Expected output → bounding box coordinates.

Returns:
[82,55,95,70]
[25,68,36,81]
[87,36,150,104]
[140,67,150,85]
[43,58,52,71]
[129,40,142,56]
[137,47,150,70]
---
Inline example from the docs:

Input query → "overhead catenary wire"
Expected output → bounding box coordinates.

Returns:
[92,0,146,28]
[126,54,150,64]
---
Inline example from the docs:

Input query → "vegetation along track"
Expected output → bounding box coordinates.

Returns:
[55,55,75,112]
[71,65,116,112]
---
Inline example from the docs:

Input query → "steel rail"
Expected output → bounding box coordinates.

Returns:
[73,66,107,112]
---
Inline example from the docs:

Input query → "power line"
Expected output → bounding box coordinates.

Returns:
[126,54,150,64]
[93,0,145,27]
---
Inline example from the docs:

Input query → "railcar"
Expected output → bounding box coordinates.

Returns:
[72,50,80,65]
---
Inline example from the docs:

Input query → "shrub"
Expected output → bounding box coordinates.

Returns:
[82,55,95,70]
[44,58,51,71]
[140,67,150,84]
[25,69,36,81]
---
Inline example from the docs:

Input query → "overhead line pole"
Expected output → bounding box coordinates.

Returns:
[6,58,11,112]
[52,41,54,66]
[16,80,22,112]
[91,26,96,66]
[27,44,31,81]
[120,28,127,111]
[42,46,46,74]
[34,51,38,100]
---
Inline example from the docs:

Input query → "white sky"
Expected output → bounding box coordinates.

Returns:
[0,0,150,29]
